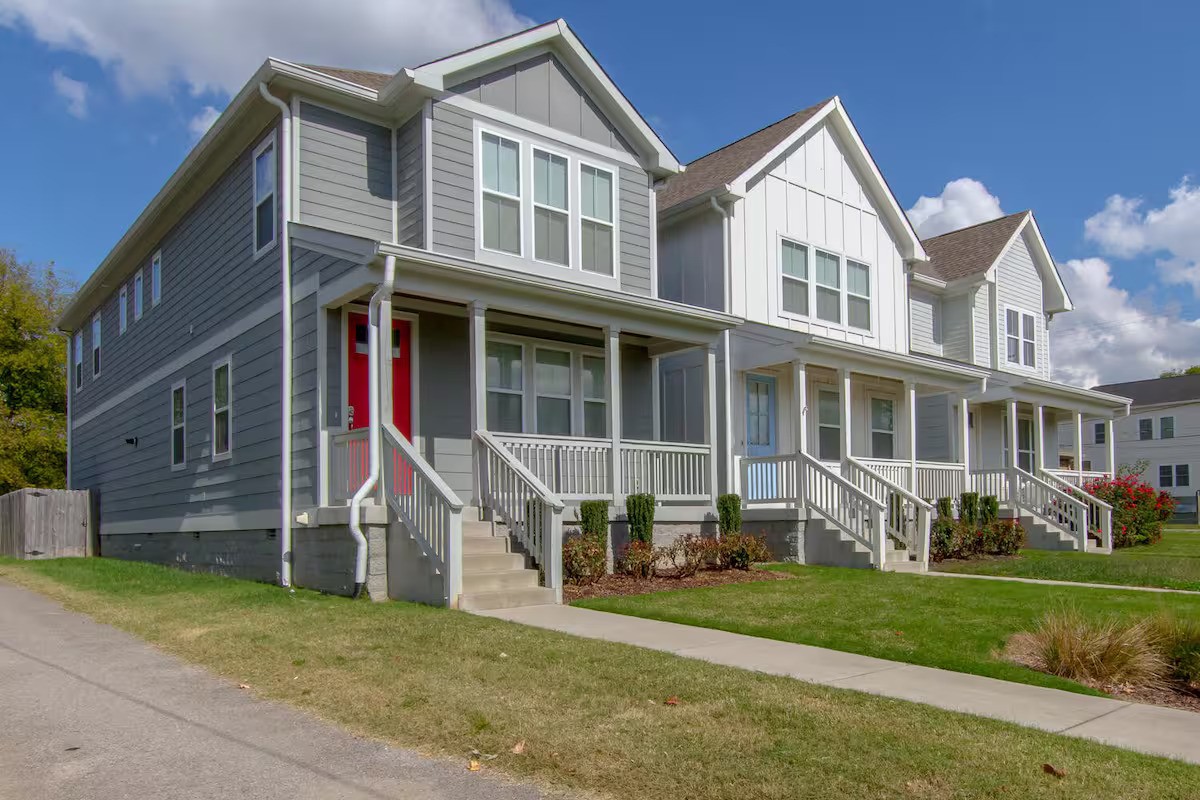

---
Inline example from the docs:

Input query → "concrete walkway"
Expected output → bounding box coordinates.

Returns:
[478,604,1200,765]
[925,570,1200,595]
[0,581,570,800]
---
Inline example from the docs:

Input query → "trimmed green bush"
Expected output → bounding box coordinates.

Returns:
[626,493,656,546]
[578,500,609,542]
[936,497,954,520]
[717,493,742,536]
[959,492,980,527]
[981,495,1000,526]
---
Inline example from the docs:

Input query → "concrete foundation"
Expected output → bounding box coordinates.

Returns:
[100,530,281,583]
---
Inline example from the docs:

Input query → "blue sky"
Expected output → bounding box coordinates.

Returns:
[2,0,1198,384]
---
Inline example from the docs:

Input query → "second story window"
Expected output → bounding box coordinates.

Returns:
[151,251,162,305]
[533,149,569,266]
[253,138,276,256]
[1094,421,1105,444]
[847,260,871,329]
[779,240,871,331]
[133,272,143,320]
[580,164,614,276]
[212,358,232,459]
[1160,416,1175,439]
[781,240,809,315]
[1139,418,1153,440]
[91,312,102,378]
[481,132,521,255]
[815,250,841,324]
[73,332,83,390]
[1005,309,1036,368]
[118,285,127,334]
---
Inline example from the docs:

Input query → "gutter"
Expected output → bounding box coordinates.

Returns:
[258,83,294,588]
[347,254,397,597]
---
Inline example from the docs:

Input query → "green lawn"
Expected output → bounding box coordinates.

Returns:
[4,557,1200,799]
[935,529,1200,592]
[576,562,1200,695]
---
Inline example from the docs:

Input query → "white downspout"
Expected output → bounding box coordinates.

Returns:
[710,196,734,493]
[258,83,293,588]
[347,254,397,595]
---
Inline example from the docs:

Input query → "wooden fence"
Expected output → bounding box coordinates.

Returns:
[0,489,93,559]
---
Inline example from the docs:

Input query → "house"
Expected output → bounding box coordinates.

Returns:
[58,20,740,610]
[1075,374,1200,507]
[656,100,1131,566]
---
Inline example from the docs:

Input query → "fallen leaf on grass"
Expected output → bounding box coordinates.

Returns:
[467,760,481,772]
[238,683,251,690]
[511,740,526,755]
[1042,763,1066,779]
[664,696,679,706]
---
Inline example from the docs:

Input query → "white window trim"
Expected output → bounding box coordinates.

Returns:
[1176,464,1190,487]
[485,339,525,433]
[91,312,102,379]
[1160,464,1175,488]
[151,250,162,306]
[1138,417,1154,441]
[779,237,810,317]
[478,128,525,259]
[211,356,233,462]
[73,332,83,390]
[133,272,143,321]
[580,353,607,439]
[252,135,278,259]
[867,392,897,459]
[170,380,186,470]
[1160,416,1175,439]
[1002,414,1036,471]
[487,333,608,438]
[776,233,874,335]
[1002,305,1038,370]
[533,346,574,436]
[473,120,622,291]
[816,387,841,462]
[578,158,617,278]
[118,285,127,334]
[1093,421,1105,445]
[530,145,571,270]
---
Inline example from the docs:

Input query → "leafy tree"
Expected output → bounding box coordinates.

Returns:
[0,249,72,494]
[1160,366,1200,378]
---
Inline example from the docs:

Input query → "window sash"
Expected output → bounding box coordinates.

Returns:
[73,333,83,389]
[1161,417,1175,439]
[171,384,186,467]
[91,313,101,377]
[119,287,127,333]
[532,149,569,266]
[580,164,614,276]
[1139,419,1153,440]
[1094,422,1105,444]
[133,273,143,320]
[869,397,894,459]
[151,252,162,305]
[253,140,276,254]
[817,389,841,461]
[1160,465,1174,487]
[1177,465,1190,487]
[1006,309,1037,367]
[212,361,232,458]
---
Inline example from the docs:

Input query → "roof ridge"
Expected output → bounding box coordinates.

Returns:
[920,209,1029,242]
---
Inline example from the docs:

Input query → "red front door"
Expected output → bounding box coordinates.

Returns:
[347,313,412,438]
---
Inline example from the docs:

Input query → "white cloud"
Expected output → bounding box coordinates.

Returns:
[1051,257,1200,387]
[906,178,1005,238]
[0,0,531,97]
[1084,179,1200,296]
[51,69,87,117]
[188,105,221,139]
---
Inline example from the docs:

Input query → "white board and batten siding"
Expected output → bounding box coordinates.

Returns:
[991,228,1051,379]
[731,121,909,354]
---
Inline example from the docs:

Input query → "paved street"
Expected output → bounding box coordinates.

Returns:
[0,580,566,800]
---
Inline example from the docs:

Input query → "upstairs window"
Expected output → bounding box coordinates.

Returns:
[1160,416,1175,439]
[780,241,871,331]
[1139,418,1153,440]
[133,272,143,320]
[151,251,162,305]
[814,250,841,324]
[1094,421,1105,444]
[73,332,83,390]
[118,285,127,334]
[580,164,614,275]
[846,259,871,330]
[481,132,521,255]
[253,138,277,256]
[1005,308,1036,368]
[212,358,232,459]
[781,240,809,315]
[91,312,102,378]
[171,382,186,468]
[532,149,569,266]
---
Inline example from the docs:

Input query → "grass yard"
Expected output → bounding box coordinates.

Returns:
[936,529,1200,592]
[576,563,1200,695]
[3,559,1200,799]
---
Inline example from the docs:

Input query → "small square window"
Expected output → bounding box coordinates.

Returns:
[1139,419,1153,441]
[1159,465,1173,487]
[1160,416,1175,439]
[1094,422,1105,445]
[1177,465,1190,487]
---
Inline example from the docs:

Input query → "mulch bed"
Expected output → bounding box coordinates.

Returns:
[1100,682,1200,713]
[564,567,792,602]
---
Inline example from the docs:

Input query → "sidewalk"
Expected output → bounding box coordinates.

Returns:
[477,604,1200,765]
[924,570,1200,594]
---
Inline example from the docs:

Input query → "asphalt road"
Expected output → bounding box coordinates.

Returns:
[0,579,568,800]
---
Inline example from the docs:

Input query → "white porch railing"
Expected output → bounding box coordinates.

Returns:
[475,431,565,602]
[970,469,1010,502]
[330,429,370,503]
[490,433,711,502]
[1041,469,1113,551]
[1044,469,1111,487]
[382,422,465,605]
[855,459,968,502]
[738,453,802,505]
[847,457,932,565]
[1013,467,1089,551]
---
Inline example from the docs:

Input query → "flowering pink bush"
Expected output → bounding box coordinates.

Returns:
[1081,474,1175,548]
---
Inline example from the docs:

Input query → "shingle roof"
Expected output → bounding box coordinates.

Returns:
[657,99,833,212]
[300,64,392,90]
[1092,374,1200,407]
[916,211,1029,282]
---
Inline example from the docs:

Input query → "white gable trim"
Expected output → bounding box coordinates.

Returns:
[405,19,680,175]
[982,213,1073,314]
[727,97,927,262]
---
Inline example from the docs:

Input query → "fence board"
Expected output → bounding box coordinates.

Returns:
[0,489,92,559]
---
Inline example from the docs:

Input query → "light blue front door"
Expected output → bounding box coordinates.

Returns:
[746,375,777,457]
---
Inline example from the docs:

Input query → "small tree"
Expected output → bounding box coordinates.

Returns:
[578,500,609,542]
[717,493,741,536]
[959,492,980,528]
[625,493,655,545]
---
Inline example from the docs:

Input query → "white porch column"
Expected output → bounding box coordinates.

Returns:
[1006,399,1020,497]
[650,355,661,441]
[791,360,807,454]
[959,396,971,491]
[468,302,488,510]
[606,326,623,505]
[721,330,734,494]
[839,368,852,464]
[1033,403,1045,473]
[1074,410,1084,481]
[906,381,918,493]
[704,343,719,506]
[1104,418,1115,476]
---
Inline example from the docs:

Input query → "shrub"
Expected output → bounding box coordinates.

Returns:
[717,493,742,536]
[935,497,954,520]
[717,532,770,570]
[980,519,1024,556]
[980,495,1000,526]
[1152,615,1200,687]
[618,540,658,579]
[1004,608,1169,688]
[578,500,609,542]
[626,493,656,546]
[664,534,719,578]
[959,492,980,527]
[562,531,606,585]
[929,517,957,562]
[1081,474,1176,548]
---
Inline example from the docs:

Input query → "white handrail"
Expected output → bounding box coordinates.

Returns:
[970,469,1009,502]
[1013,467,1089,551]
[1044,469,1111,487]
[330,428,370,503]
[475,431,565,602]
[1040,468,1113,551]
[799,453,888,566]
[382,422,465,605]
[847,457,932,566]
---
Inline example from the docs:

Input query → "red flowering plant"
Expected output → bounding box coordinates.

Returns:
[1080,470,1175,548]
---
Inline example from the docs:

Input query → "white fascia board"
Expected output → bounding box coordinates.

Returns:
[728,98,926,262]
[410,19,680,176]
[799,334,990,390]
[268,59,381,100]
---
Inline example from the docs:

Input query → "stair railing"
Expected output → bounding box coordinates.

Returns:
[799,453,888,567]
[1012,467,1089,551]
[847,457,932,566]
[1040,468,1113,551]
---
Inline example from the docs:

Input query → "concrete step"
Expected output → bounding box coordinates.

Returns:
[462,520,495,537]
[458,586,556,612]
[461,568,539,594]
[461,535,510,555]
[882,561,927,574]
[463,552,527,572]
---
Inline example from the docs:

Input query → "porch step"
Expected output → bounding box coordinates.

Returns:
[463,552,527,572]
[462,520,497,538]
[462,535,511,555]
[462,568,539,593]
[1014,511,1080,552]
[882,560,927,574]
[458,586,557,612]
